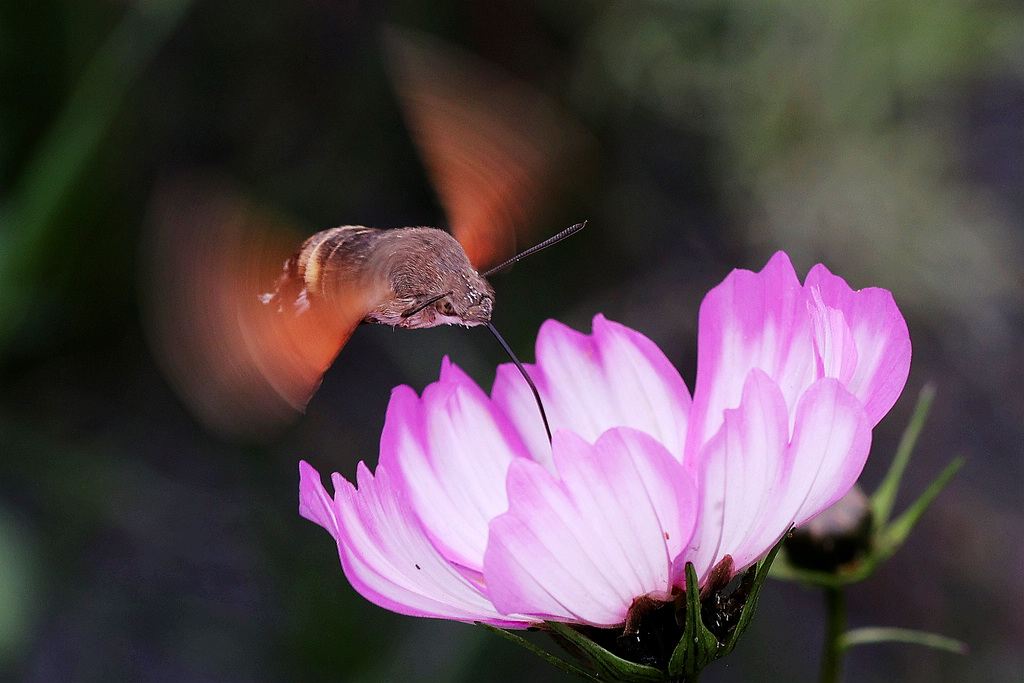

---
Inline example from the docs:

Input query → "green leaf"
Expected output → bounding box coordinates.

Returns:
[668,563,720,678]
[871,384,935,526]
[476,623,603,682]
[725,537,785,649]
[840,627,968,655]
[667,539,787,678]
[772,452,961,587]
[875,457,965,560]
[545,622,667,683]
[773,386,962,589]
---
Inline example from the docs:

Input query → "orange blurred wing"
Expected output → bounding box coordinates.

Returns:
[141,175,372,439]
[384,27,585,273]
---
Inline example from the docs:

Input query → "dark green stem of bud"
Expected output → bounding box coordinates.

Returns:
[820,586,847,683]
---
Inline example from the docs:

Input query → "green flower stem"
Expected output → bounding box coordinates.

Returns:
[819,586,846,683]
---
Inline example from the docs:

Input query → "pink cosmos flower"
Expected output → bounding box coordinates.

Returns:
[300,251,910,628]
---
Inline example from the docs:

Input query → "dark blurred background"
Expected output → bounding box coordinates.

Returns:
[1,0,1023,681]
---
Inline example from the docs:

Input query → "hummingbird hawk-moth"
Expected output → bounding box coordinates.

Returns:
[261,226,495,331]
[142,28,587,438]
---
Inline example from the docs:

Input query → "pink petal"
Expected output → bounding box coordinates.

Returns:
[299,459,342,537]
[805,264,911,426]
[686,252,910,463]
[782,378,872,526]
[299,460,532,627]
[679,370,791,584]
[380,360,528,571]
[484,428,698,626]
[493,315,691,466]
[807,286,860,387]
[686,252,816,464]
[678,372,871,583]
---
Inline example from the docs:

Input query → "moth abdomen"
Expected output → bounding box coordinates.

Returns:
[300,226,381,293]
[263,226,381,314]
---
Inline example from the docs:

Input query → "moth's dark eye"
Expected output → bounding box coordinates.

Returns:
[439,299,456,316]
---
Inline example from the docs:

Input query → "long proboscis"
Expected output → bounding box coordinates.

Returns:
[482,221,586,277]
[486,322,552,444]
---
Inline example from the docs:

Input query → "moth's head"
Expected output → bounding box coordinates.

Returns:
[364,227,494,329]
[441,271,494,325]
[397,269,494,329]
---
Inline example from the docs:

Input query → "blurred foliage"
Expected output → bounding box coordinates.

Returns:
[1,0,1023,681]
[569,0,1024,358]
[0,503,40,668]
[0,0,199,357]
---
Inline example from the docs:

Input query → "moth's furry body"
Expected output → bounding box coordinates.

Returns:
[264,225,494,329]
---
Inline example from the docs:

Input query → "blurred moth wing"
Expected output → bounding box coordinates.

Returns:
[383,26,584,273]
[142,178,381,437]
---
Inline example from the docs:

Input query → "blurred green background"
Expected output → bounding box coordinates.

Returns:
[2,0,1023,681]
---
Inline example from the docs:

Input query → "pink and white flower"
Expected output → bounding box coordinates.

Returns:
[300,251,910,627]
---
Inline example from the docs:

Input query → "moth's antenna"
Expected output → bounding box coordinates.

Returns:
[482,221,586,277]
[486,322,552,444]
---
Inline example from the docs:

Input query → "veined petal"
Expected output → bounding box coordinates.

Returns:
[484,428,698,626]
[493,315,691,466]
[299,460,532,627]
[805,264,911,426]
[807,286,859,387]
[687,251,910,462]
[679,370,790,584]
[781,378,872,526]
[679,372,872,583]
[686,252,816,464]
[381,360,528,571]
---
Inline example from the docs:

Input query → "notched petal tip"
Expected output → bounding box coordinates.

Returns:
[804,264,912,424]
[299,460,344,538]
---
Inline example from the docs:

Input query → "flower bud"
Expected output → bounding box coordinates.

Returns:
[784,485,873,573]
